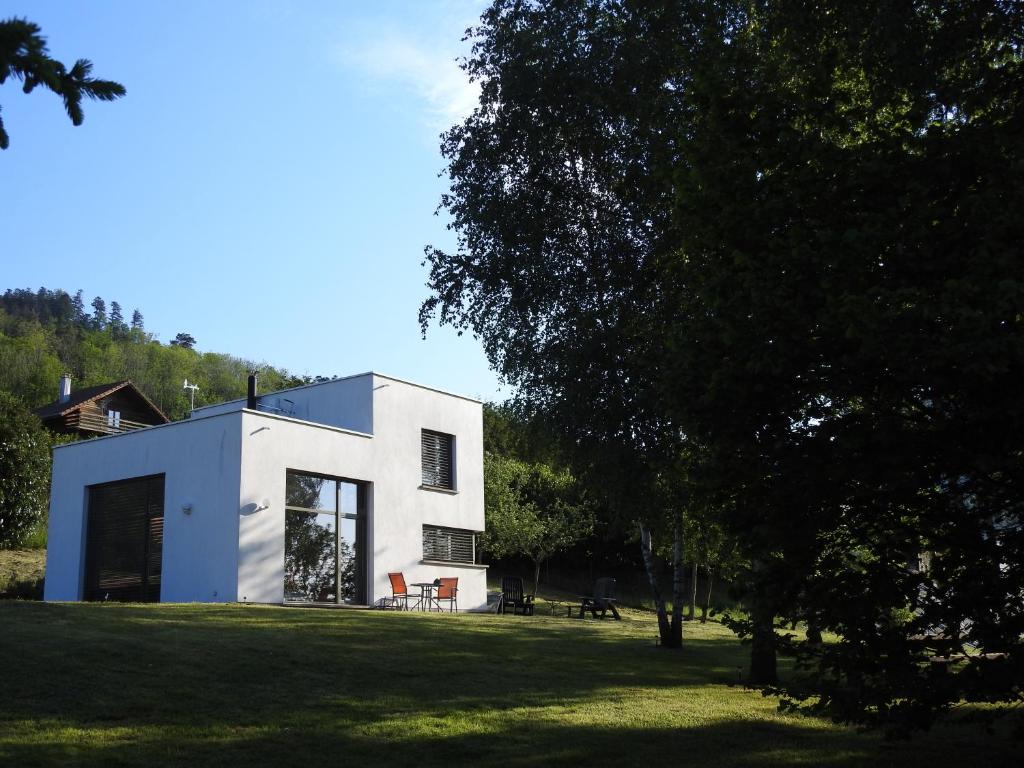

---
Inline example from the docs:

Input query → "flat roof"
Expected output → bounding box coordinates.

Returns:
[189,370,482,414]
[371,372,483,404]
[52,405,374,452]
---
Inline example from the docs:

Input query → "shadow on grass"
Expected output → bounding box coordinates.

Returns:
[0,717,906,768]
[0,575,43,599]
[0,603,1014,768]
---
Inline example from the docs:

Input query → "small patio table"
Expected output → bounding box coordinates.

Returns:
[411,582,440,612]
[547,600,572,617]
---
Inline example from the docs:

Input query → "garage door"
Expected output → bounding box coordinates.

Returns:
[84,474,164,602]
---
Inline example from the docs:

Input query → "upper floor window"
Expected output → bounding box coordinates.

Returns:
[421,429,454,490]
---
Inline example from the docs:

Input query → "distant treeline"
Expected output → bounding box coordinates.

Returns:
[0,287,321,420]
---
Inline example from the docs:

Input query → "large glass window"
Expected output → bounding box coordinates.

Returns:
[284,471,365,604]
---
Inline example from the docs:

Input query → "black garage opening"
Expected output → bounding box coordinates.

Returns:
[84,474,165,602]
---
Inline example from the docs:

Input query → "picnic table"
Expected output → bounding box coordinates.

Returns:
[577,577,621,620]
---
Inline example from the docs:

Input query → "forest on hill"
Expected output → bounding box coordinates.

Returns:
[0,287,318,419]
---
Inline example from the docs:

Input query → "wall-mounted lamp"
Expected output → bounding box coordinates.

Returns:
[254,498,271,512]
[182,502,194,515]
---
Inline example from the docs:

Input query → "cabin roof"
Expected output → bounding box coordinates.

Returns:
[35,380,170,423]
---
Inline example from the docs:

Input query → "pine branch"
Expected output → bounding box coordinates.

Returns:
[69,59,126,101]
[0,17,124,147]
[62,88,84,126]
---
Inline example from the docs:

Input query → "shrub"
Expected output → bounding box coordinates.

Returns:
[0,391,51,548]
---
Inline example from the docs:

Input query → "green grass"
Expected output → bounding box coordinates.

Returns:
[0,602,1015,767]
[0,548,46,598]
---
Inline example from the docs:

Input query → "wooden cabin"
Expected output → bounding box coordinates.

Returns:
[35,376,169,438]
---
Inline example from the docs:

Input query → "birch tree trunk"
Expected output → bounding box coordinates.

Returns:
[639,523,673,646]
[669,514,685,647]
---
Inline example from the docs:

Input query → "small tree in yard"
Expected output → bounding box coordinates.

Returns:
[482,453,593,597]
[0,391,50,548]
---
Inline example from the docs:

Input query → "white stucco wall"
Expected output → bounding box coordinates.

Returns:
[367,375,486,609]
[236,374,487,610]
[236,411,376,604]
[46,371,487,610]
[44,412,244,602]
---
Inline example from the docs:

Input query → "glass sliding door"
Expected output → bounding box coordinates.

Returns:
[283,507,337,602]
[284,471,365,604]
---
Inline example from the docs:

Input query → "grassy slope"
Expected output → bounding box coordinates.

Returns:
[0,603,1014,768]
[0,548,46,593]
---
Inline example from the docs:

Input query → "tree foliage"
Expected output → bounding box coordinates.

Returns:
[421,0,698,646]
[170,332,196,350]
[0,17,125,149]
[0,392,50,548]
[109,301,125,338]
[661,0,1024,731]
[482,452,594,596]
[90,296,106,330]
[422,0,1024,734]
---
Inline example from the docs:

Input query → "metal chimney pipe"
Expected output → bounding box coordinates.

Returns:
[58,373,72,404]
[246,372,258,410]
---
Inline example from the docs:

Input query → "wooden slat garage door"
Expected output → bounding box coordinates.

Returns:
[84,474,164,602]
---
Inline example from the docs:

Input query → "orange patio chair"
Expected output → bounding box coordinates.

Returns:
[387,572,416,611]
[435,577,458,613]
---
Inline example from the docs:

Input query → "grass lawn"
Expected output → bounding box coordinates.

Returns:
[0,602,1015,767]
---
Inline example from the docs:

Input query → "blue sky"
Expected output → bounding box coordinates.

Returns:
[0,0,505,401]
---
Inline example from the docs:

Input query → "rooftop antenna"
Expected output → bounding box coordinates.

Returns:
[183,379,199,412]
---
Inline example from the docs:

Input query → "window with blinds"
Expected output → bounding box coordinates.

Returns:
[421,429,455,489]
[422,525,475,564]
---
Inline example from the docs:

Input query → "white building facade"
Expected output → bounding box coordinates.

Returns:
[44,373,487,611]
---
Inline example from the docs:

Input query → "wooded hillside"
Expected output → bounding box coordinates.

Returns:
[0,287,315,419]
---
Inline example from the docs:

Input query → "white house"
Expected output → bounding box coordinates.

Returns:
[44,372,487,610]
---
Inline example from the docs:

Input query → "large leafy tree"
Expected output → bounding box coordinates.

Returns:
[0,17,125,149]
[421,0,694,648]
[662,0,1024,732]
[423,0,1024,733]
[0,392,51,548]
